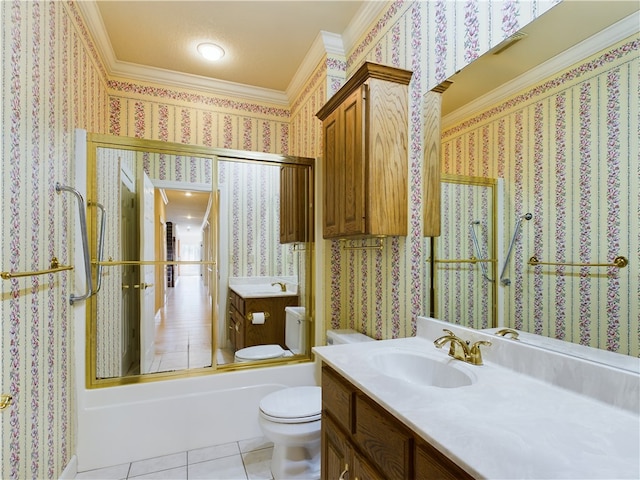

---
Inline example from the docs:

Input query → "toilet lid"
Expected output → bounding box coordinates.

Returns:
[235,344,285,360]
[259,386,321,424]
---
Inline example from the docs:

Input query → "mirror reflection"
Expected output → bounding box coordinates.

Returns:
[217,160,304,365]
[88,136,313,386]
[432,174,497,330]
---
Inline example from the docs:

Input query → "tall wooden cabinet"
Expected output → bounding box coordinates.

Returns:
[317,62,413,239]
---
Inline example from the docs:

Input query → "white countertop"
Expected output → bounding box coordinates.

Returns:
[313,318,640,479]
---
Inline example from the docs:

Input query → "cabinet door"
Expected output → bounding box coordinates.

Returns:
[323,107,342,238]
[322,415,351,480]
[280,165,308,243]
[341,86,366,236]
[230,307,244,351]
[354,394,413,480]
[415,440,473,480]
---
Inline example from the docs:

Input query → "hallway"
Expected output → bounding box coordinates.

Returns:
[149,274,212,373]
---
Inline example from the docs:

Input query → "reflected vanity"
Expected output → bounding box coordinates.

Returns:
[85,134,314,387]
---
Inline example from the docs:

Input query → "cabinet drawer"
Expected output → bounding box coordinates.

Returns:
[322,366,354,434]
[354,393,413,480]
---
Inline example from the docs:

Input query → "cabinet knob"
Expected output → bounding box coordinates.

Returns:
[339,464,349,480]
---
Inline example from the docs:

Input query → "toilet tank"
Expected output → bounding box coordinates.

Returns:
[285,306,306,354]
[326,329,374,345]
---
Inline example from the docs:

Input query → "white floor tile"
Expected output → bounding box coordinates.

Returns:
[129,452,187,478]
[238,436,273,453]
[74,463,130,480]
[188,455,248,480]
[188,441,240,464]
[128,466,187,480]
[242,447,273,480]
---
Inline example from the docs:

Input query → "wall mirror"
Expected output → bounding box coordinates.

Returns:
[433,1,638,362]
[431,174,498,330]
[86,134,314,387]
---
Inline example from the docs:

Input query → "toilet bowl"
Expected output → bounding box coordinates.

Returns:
[259,386,322,480]
[234,344,291,362]
[234,306,306,362]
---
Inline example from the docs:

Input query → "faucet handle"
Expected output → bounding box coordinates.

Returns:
[469,340,492,365]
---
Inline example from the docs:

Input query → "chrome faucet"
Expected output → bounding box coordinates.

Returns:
[434,329,491,365]
[271,281,286,292]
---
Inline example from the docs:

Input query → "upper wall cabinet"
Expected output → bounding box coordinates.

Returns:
[280,164,312,243]
[317,62,412,239]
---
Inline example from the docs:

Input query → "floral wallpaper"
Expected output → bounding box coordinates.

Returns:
[3,0,634,479]
[442,35,639,355]
[308,0,555,340]
[1,1,108,478]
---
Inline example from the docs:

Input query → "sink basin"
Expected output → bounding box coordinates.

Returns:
[371,351,474,388]
[229,284,297,297]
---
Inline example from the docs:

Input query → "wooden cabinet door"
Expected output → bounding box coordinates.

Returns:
[341,86,366,236]
[322,415,351,480]
[415,440,473,480]
[322,107,342,238]
[280,165,308,243]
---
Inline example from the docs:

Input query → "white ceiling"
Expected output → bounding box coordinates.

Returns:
[82,1,381,104]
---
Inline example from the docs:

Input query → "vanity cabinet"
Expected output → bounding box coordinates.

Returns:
[228,289,298,351]
[316,62,412,239]
[321,365,472,480]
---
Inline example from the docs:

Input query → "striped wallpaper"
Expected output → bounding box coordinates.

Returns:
[5,0,634,479]
[442,35,639,355]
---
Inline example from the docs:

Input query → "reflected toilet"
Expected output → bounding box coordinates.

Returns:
[234,306,306,362]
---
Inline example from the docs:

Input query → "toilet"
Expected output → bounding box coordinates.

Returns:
[258,328,374,479]
[234,306,306,362]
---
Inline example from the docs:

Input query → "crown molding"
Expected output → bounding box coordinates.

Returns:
[341,1,389,55]
[443,13,640,128]
[286,31,344,101]
[78,0,386,108]
[285,1,389,102]
[78,0,289,106]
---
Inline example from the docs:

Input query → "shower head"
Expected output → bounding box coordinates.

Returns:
[521,213,533,221]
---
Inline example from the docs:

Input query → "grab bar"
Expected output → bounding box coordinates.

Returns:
[56,183,92,304]
[89,202,106,295]
[499,213,532,286]
[1,257,73,280]
[470,221,494,282]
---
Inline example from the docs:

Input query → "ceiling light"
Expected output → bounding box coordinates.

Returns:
[197,43,225,61]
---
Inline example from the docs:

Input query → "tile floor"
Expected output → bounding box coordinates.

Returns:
[74,436,274,480]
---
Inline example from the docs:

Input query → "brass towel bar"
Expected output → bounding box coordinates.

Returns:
[1,257,73,280]
[95,259,217,267]
[434,257,496,264]
[528,255,628,269]
[341,238,384,251]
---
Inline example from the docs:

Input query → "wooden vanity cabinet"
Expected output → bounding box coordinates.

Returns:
[316,62,412,239]
[228,289,298,351]
[321,365,473,480]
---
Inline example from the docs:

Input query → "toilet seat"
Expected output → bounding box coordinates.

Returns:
[259,386,321,424]
[235,344,285,361]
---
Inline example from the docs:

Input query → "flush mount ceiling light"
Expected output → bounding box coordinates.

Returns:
[197,42,225,61]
